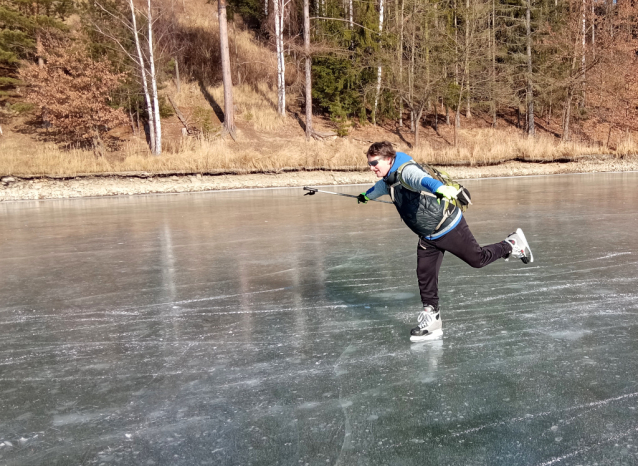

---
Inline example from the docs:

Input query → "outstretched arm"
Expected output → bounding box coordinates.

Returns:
[358,179,389,203]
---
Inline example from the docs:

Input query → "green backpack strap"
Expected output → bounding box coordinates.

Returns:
[422,163,472,212]
[396,161,437,198]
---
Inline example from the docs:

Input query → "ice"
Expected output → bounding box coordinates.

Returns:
[1,173,638,465]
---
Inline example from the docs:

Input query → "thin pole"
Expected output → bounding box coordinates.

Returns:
[303,187,393,204]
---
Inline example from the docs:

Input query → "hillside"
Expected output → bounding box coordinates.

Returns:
[1,0,637,186]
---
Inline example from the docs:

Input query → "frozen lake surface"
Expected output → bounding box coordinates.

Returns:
[1,173,638,465]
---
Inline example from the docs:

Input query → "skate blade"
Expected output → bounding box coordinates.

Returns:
[410,339,444,353]
[515,228,534,263]
[410,328,443,342]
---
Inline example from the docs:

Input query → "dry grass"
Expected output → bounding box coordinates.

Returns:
[0,138,113,176]
[615,133,638,156]
[220,83,285,132]
[171,81,284,132]
[2,127,632,177]
[410,129,615,166]
[0,134,367,176]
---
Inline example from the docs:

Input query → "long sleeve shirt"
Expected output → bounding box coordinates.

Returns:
[364,153,444,200]
[363,152,462,240]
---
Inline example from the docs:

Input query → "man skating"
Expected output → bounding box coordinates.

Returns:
[357,142,533,342]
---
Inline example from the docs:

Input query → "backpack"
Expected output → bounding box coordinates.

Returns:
[420,164,472,212]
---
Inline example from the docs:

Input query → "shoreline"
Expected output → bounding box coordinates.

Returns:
[2,158,638,202]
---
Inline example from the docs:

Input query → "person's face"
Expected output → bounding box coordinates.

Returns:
[367,155,393,178]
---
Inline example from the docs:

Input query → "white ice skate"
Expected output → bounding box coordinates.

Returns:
[410,305,443,342]
[505,228,534,264]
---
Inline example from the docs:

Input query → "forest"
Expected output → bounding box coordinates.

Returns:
[1,0,638,175]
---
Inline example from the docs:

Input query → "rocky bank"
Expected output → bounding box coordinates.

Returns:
[2,158,637,201]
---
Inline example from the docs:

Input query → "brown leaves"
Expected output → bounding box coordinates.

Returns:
[19,39,128,145]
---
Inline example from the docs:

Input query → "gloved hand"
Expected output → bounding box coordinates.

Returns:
[357,193,369,204]
[435,185,458,200]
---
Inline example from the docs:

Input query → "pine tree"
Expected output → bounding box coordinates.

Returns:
[0,0,71,98]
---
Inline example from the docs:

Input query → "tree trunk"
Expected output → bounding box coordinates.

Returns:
[525,0,534,136]
[563,90,573,141]
[372,0,384,125]
[36,33,44,68]
[304,0,313,140]
[349,0,353,28]
[129,0,155,153]
[274,0,286,116]
[174,57,180,93]
[563,21,581,141]
[491,0,497,128]
[397,0,404,127]
[465,0,472,118]
[147,0,162,155]
[414,107,423,147]
[591,0,595,57]
[408,2,415,131]
[219,0,236,136]
[454,105,461,146]
[581,0,586,107]
[454,81,464,145]
[517,106,520,128]
[32,3,44,68]
[454,0,458,84]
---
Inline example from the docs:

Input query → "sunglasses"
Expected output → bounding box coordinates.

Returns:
[368,159,382,167]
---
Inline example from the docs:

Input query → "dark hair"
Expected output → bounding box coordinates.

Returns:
[367,141,396,159]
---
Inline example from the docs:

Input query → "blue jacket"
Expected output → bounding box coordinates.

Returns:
[365,153,462,239]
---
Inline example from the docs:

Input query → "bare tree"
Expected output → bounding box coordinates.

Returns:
[372,0,384,125]
[174,57,180,93]
[388,0,439,147]
[273,0,289,116]
[128,0,156,153]
[218,0,236,137]
[92,0,162,154]
[147,0,162,154]
[397,0,405,127]
[464,0,472,118]
[303,0,313,139]
[525,0,534,135]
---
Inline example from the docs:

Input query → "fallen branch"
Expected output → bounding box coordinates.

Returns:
[350,137,398,146]
[167,95,197,135]
[311,130,337,140]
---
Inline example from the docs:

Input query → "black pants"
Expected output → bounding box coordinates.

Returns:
[416,217,512,308]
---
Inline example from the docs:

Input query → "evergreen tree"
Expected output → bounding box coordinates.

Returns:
[0,0,71,98]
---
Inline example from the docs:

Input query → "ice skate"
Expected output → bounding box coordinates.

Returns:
[410,305,443,342]
[504,228,534,264]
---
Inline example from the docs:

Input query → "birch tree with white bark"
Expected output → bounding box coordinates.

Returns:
[128,0,156,153]
[146,0,162,154]
[273,0,289,116]
[372,0,384,125]
[92,0,162,155]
